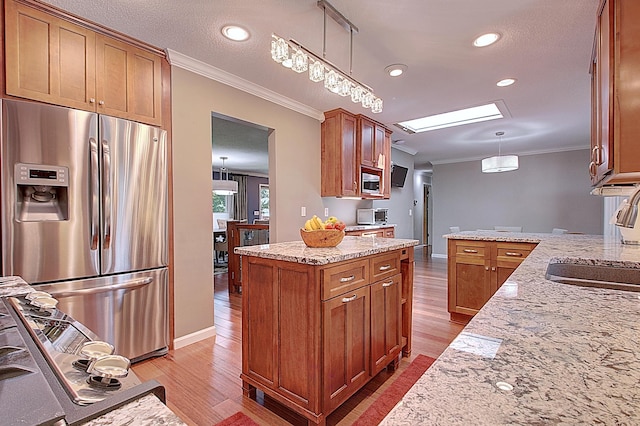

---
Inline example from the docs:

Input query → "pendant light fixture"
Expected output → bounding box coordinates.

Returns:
[270,0,382,113]
[212,156,238,195]
[482,131,519,173]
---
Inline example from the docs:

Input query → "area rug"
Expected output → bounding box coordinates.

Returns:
[352,354,436,425]
[213,411,259,426]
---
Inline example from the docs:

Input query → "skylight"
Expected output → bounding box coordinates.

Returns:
[396,102,505,133]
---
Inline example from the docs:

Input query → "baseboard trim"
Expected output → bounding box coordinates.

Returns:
[431,253,448,259]
[173,325,217,350]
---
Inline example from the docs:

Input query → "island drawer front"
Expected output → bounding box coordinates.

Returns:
[455,242,486,258]
[370,251,401,282]
[321,259,369,301]
[496,242,536,262]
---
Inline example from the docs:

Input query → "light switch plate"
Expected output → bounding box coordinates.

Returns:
[301,206,306,217]
[324,208,329,217]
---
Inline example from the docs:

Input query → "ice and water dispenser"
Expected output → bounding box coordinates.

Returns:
[14,163,69,221]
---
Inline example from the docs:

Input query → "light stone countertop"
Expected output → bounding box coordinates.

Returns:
[0,277,185,426]
[235,235,419,265]
[381,231,640,425]
[345,223,396,231]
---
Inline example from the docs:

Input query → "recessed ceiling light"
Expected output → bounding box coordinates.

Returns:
[473,32,500,47]
[385,64,408,77]
[497,78,516,87]
[221,25,250,41]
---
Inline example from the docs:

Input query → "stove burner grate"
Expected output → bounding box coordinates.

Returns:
[87,375,122,390]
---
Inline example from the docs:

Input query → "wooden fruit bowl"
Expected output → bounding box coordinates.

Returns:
[300,228,345,248]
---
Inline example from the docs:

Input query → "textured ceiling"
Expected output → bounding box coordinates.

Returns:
[42,0,600,174]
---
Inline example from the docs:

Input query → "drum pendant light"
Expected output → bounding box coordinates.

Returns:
[212,156,238,195]
[482,131,519,173]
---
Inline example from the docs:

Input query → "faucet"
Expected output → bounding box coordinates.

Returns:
[615,185,640,228]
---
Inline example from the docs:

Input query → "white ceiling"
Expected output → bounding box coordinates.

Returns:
[43,0,600,174]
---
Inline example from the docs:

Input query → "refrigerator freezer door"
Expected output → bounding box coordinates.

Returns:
[1,99,100,283]
[36,268,169,361]
[100,116,168,275]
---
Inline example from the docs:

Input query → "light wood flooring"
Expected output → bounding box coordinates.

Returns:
[132,247,464,425]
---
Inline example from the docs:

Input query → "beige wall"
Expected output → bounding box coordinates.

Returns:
[171,66,322,338]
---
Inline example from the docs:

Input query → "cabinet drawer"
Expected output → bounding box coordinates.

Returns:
[321,259,369,301]
[370,251,400,282]
[455,242,486,258]
[495,242,535,263]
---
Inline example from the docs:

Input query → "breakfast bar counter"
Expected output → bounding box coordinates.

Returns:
[382,231,640,424]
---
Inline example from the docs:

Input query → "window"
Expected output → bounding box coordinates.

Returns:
[259,184,269,219]
[213,192,234,227]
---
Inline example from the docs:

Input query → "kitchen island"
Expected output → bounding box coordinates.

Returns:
[0,277,185,426]
[382,231,640,424]
[236,235,418,426]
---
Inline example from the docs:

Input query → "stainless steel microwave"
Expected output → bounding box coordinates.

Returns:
[357,208,388,225]
[361,172,381,195]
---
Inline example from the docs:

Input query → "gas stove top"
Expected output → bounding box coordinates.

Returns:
[1,294,165,425]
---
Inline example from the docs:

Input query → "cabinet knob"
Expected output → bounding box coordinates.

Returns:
[485,266,489,271]
[491,267,496,271]
[99,100,105,106]
[89,98,95,103]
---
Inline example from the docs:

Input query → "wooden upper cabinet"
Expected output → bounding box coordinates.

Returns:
[96,35,162,125]
[4,0,96,111]
[357,114,386,169]
[591,0,640,185]
[4,0,163,126]
[321,109,359,197]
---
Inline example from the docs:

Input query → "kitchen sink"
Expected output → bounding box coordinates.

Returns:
[545,261,640,292]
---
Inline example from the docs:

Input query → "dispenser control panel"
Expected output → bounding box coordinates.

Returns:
[15,163,69,187]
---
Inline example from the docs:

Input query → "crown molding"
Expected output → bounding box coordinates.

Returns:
[166,49,324,121]
[430,144,589,165]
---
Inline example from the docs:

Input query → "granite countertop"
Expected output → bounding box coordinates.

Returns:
[0,277,185,426]
[382,231,640,424]
[235,235,418,265]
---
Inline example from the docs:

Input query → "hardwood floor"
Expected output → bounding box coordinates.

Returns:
[132,247,464,425]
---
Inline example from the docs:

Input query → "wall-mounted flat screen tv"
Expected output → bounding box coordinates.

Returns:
[391,164,408,187]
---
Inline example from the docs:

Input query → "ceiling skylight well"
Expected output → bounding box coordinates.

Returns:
[396,102,505,133]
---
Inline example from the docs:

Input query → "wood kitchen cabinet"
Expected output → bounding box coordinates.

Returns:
[321,108,392,199]
[447,239,536,322]
[345,226,395,238]
[321,108,359,197]
[241,247,412,425]
[4,0,163,126]
[589,0,640,185]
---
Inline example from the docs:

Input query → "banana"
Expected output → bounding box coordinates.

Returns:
[313,215,324,230]
[304,219,314,231]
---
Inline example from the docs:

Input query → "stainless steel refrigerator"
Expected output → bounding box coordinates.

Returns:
[1,99,168,361]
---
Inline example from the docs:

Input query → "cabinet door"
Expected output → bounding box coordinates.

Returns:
[358,116,375,167]
[370,273,401,375]
[322,285,370,412]
[321,109,358,197]
[4,0,96,111]
[95,34,162,126]
[447,240,491,316]
[593,0,614,183]
[382,128,392,198]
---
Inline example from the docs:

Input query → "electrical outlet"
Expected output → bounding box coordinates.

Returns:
[324,208,329,217]
[301,206,306,217]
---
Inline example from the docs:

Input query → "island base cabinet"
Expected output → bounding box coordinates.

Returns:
[241,248,412,426]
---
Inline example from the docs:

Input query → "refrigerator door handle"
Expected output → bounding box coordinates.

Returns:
[46,277,153,298]
[90,137,100,250]
[101,139,112,250]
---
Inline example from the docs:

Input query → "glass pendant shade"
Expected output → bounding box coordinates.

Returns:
[371,98,383,113]
[291,49,308,73]
[338,79,352,96]
[309,61,325,82]
[361,91,374,108]
[325,70,340,93]
[481,155,519,173]
[271,36,289,63]
[351,85,364,103]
